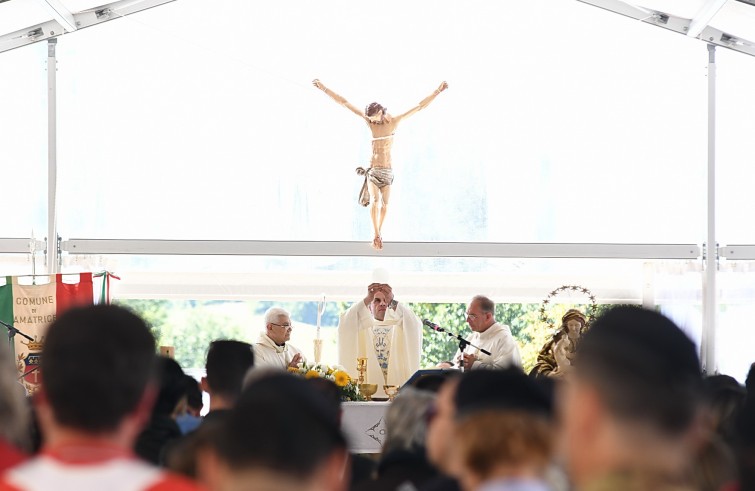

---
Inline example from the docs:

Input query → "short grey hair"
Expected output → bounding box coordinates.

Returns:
[0,342,28,447]
[264,307,290,326]
[382,387,436,454]
[472,295,495,313]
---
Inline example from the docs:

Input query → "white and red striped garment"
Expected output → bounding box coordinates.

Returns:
[0,442,202,491]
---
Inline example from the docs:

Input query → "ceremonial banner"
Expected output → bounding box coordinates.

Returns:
[0,273,95,393]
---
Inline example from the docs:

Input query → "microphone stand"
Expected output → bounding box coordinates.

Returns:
[0,319,34,351]
[0,320,40,385]
[0,320,41,385]
[457,338,470,372]
[423,321,491,373]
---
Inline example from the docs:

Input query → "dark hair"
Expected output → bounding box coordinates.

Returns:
[214,374,346,479]
[152,356,186,416]
[575,306,703,436]
[472,295,495,313]
[41,304,156,432]
[182,374,203,411]
[455,368,553,419]
[307,377,342,409]
[365,102,386,118]
[736,371,755,491]
[746,362,755,393]
[205,340,254,401]
[410,373,458,394]
[703,374,746,445]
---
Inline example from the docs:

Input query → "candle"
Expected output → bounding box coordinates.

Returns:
[316,293,325,339]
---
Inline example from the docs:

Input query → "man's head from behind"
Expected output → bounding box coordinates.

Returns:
[183,374,203,416]
[559,306,703,484]
[203,340,254,406]
[209,373,347,491]
[453,369,555,489]
[383,387,436,455]
[40,304,156,434]
[152,356,187,417]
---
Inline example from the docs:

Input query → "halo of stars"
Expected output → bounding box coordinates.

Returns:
[539,285,598,332]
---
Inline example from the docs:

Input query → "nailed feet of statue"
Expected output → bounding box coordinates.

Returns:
[372,235,383,250]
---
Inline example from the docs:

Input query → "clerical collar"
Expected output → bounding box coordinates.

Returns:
[260,333,288,354]
[479,323,501,339]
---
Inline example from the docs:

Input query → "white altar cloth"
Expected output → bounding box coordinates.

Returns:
[341,401,391,453]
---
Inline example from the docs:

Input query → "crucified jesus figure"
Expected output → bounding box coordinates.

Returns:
[313,79,448,250]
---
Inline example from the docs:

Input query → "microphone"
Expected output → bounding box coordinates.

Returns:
[422,319,492,357]
[422,319,444,332]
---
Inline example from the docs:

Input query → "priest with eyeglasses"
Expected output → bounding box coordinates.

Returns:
[254,307,307,369]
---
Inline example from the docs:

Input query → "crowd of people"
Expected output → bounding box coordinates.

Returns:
[0,297,754,491]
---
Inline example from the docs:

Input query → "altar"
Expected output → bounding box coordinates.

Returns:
[341,401,391,453]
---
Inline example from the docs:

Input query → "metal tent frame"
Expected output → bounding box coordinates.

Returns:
[3,0,755,372]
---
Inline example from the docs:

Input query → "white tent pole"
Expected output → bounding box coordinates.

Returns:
[47,38,59,274]
[702,44,717,373]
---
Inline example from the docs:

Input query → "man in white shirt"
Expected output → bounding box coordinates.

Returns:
[253,307,306,370]
[338,284,422,397]
[454,295,522,371]
[0,305,201,491]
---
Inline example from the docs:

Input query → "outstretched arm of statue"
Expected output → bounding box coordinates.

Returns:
[313,79,365,119]
[394,81,448,122]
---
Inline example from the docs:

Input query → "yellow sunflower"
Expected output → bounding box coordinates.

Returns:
[305,370,320,379]
[333,370,350,387]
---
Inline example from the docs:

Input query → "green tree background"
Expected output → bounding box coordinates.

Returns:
[410,302,546,370]
[118,299,615,373]
[117,299,251,368]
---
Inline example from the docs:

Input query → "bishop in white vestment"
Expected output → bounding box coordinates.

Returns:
[338,284,422,398]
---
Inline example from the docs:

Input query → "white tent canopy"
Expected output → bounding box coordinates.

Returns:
[2,0,755,56]
[2,0,755,377]
[579,0,755,57]
[0,0,176,54]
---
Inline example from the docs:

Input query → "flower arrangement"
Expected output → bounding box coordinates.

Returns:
[288,362,365,401]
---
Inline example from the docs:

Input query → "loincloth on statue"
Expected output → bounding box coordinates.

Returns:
[355,167,394,207]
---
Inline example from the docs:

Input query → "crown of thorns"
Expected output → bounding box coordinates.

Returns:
[365,102,386,116]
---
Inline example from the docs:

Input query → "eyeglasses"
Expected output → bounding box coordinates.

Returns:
[465,312,478,320]
[270,322,293,329]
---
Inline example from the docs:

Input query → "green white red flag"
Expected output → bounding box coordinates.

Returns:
[0,273,96,393]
